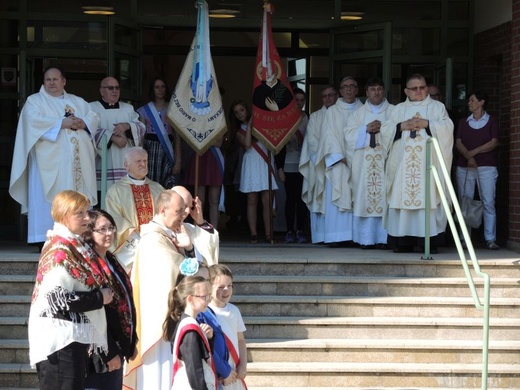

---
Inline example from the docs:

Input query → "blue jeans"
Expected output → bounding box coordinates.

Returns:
[456,166,498,241]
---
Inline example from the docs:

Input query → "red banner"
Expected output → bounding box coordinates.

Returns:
[251,2,301,154]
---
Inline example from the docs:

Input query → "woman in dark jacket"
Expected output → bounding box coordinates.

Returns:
[83,209,137,389]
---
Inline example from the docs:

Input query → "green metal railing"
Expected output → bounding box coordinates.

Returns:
[100,134,108,210]
[424,137,490,390]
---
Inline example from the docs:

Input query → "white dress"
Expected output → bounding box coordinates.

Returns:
[239,125,278,193]
[209,303,247,390]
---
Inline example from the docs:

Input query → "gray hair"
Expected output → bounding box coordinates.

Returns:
[124,146,147,164]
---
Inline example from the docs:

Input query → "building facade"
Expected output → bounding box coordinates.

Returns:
[0,0,517,248]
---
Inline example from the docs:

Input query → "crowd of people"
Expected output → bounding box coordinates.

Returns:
[10,65,500,388]
[26,187,245,390]
[9,66,501,252]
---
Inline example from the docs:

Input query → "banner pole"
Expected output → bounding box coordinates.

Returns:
[195,153,199,198]
[268,150,273,244]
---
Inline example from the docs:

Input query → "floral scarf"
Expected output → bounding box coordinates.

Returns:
[33,223,110,301]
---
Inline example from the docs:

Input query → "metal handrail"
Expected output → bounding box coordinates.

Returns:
[424,137,490,390]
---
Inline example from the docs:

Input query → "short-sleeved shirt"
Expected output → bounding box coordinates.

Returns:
[456,114,499,167]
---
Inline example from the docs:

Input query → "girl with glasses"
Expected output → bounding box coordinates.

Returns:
[163,275,217,389]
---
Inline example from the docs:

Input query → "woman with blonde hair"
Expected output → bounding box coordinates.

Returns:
[28,190,114,390]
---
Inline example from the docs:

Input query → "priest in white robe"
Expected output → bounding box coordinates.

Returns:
[299,85,338,243]
[90,77,146,189]
[346,78,394,248]
[380,73,453,253]
[315,77,363,245]
[105,147,164,272]
[122,190,192,390]
[9,66,99,243]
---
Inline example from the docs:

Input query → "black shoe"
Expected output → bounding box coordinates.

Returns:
[393,245,414,253]
[360,244,376,250]
[486,240,500,250]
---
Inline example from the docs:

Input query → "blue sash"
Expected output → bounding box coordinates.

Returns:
[143,102,174,164]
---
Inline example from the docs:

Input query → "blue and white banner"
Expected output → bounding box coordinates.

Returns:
[167,0,226,155]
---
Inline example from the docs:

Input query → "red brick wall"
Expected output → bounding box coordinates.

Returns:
[473,20,514,246]
[510,0,520,247]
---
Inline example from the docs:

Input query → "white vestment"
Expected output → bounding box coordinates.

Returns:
[315,98,362,243]
[9,86,99,242]
[105,175,164,270]
[346,100,394,245]
[123,221,184,390]
[380,96,453,238]
[183,223,220,266]
[90,101,146,189]
[299,106,327,243]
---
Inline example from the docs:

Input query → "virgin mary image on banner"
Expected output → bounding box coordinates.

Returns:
[167,0,226,155]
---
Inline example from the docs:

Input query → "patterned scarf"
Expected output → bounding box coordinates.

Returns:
[33,223,110,302]
[103,251,135,343]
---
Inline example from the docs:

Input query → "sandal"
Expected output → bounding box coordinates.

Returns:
[250,235,258,244]
[265,235,274,243]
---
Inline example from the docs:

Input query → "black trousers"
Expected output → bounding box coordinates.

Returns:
[36,342,89,390]
[284,172,308,232]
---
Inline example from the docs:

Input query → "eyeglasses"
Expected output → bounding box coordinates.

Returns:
[101,86,120,91]
[191,294,212,302]
[92,226,117,235]
[406,85,427,92]
[321,93,337,98]
[340,84,358,90]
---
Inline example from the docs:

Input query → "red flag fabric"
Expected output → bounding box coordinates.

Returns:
[251,2,301,154]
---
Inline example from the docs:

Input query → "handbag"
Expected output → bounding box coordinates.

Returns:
[87,352,108,374]
[459,169,483,229]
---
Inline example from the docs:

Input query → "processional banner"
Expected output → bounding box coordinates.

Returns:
[167,0,226,155]
[251,1,301,154]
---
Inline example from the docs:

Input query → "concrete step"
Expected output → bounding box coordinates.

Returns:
[233,275,519,298]
[0,341,28,364]
[245,362,520,388]
[0,318,27,340]
[3,274,518,298]
[5,295,515,319]
[0,297,29,317]
[0,259,38,276]
[248,388,486,390]
[246,339,519,365]
[0,365,37,388]
[0,277,33,296]
[244,316,520,341]
[234,295,520,318]
[4,338,513,366]
[220,246,520,278]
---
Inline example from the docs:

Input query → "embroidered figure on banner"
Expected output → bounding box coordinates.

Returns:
[253,60,292,112]
[190,58,214,116]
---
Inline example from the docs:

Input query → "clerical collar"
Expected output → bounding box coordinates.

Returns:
[127,175,146,184]
[99,99,120,109]
[368,100,385,113]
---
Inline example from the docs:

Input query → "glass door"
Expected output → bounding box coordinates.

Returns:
[330,22,391,100]
[110,16,142,105]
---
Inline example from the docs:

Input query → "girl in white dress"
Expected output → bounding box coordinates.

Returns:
[234,101,278,243]
[208,264,247,390]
